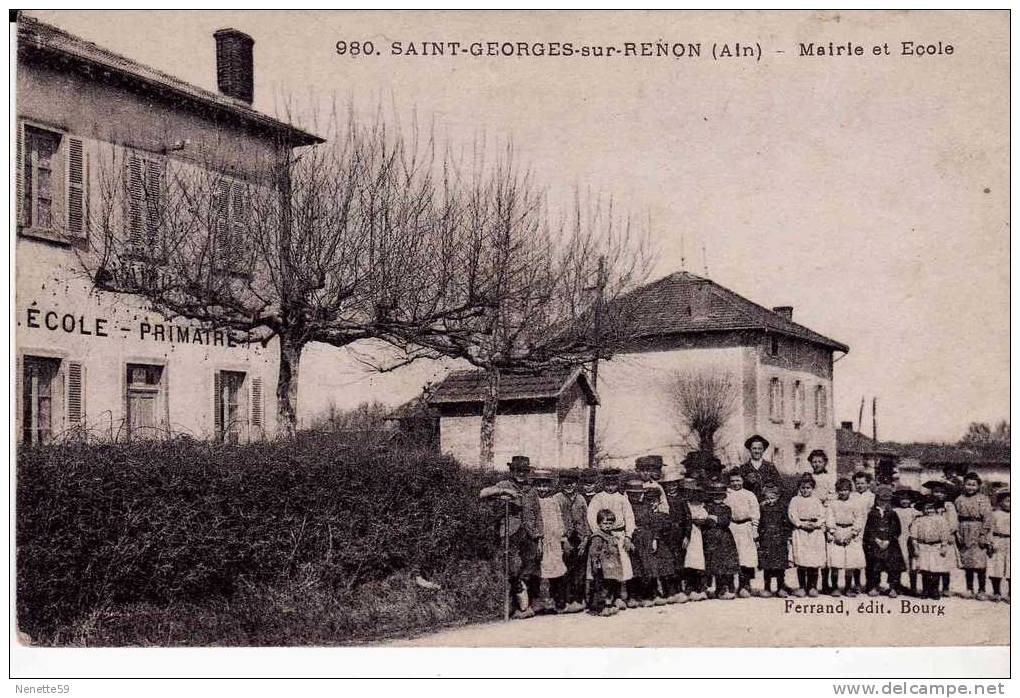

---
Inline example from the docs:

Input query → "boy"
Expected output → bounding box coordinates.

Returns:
[683,478,709,600]
[532,470,568,613]
[635,455,670,513]
[702,479,740,599]
[987,490,1010,602]
[725,469,760,597]
[579,469,601,503]
[585,469,634,608]
[587,509,625,615]
[644,485,680,605]
[954,472,993,600]
[757,482,793,597]
[624,474,654,607]
[863,485,906,597]
[553,469,589,612]
[478,456,543,619]
[851,470,876,518]
[659,464,691,601]
[893,489,920,595]
[788,473,826,597]
[909,495,954,600]
[825,478,865,596]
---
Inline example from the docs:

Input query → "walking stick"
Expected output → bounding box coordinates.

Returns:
[503,498,511,622]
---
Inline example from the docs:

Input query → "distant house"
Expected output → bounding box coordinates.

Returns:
[836,421,900,477]
[890,444,1010,492]
[427,366,597,470]
[596,272,848,472]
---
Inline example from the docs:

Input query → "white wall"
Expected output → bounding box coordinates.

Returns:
[439,411,559,471]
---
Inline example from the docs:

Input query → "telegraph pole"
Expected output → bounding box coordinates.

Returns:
[587,256,606,469]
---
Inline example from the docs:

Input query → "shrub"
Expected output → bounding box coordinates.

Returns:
[16,434,503,640]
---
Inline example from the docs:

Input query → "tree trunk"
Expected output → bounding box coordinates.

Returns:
[277,334,303,438]
[479,366,501,470]
[700,430,715,456]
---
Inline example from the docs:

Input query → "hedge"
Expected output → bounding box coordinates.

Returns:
[16,433,502,640]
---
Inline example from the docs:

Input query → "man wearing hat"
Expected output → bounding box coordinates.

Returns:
[739,435,784,500]
[636,455,671,514]
[554,469,590,612]
[585,468,636,603]
[479,455,544,618]
[863,485,907,596]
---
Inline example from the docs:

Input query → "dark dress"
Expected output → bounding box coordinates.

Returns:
[630,501,657,580]
[663,492,692,571]
[863,505,906,574]
[758,500,792,571]
[702,500,740,576]
[738,460,784,500]
[650,511,681,577]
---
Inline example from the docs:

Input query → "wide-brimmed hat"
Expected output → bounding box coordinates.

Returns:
[914,494,941,512]
[622,473,646,492]
[508,455,531,472]
[807,449,829,463]
[660,464,685,483]
[643,482,662,499]
[923,479,957,497]
[635,455,665,472]
[579,468,600,484]
[600,467,620,478]
[558,469,580,482]
[995,489,1011,505]
[744,434,770,450]
[874,484,894,501]
[705,480,728,496]
[530,468,556,483]
[893,489,920,504]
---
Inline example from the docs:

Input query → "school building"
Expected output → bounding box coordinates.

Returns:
[15,16,322,444]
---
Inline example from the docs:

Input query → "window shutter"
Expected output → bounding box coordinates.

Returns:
[16,124,23,226]
[15,355,23,443]
[213,371,223,439]
[231,182,245,261]
[144,159,162,253]
[128,155,144,251]
[67,137,85,237]
[215,179,231,262]
[251,377,263,429]
[67,361,85,425]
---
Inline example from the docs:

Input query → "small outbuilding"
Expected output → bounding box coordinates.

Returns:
[427,366,598,470]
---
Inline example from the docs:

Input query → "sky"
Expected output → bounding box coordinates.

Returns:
[28,10,1009,443]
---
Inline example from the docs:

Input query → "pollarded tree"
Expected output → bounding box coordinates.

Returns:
[669,368,739,457]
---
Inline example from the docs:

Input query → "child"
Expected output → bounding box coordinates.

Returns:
[659,464,691,602]
[863,485,906,597]
[585,468,635,609]
[579,468,601,503]
[624,475,655,607]
[808,450,836,593]
[925,480,959,595]
[851,470,875,517]
[825,477,865,596]
[587,509,625,616]
[553,469,589,613]
[532,470,569,613]
[683,479,709,600]
[725,469,760,597]
[909,495,954,600]
[644,485,681,605]
[954,472,993,600]
[788,473,826,597]
[893,489,920,595]
[757,482,793,597]
[702,479,740,600]
[987,490,1010,602]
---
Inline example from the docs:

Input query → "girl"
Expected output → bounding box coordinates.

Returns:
[788,473,826,597]
[909,495,954,600]
[987,490,1010,603]
[725,469,760,597]
[532,470,569,613]
[825,477,865,596]
[702,479,740,599]
[587,509,625,616]
[924,480,960,596]
[893,489,920,595]
[863,486,906,597]
[757,482,793,597]
[644,485,681,605]
[683,478,709,600]
[585,469,635,609]
[954,472,993,600]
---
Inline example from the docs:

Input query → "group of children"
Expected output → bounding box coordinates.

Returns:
[479,449,1011,619]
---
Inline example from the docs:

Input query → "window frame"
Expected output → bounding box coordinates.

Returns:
[124,150,168,263]
[212,175,250,277]
[124,361,169,440]
[768,377,785,423]
[814,384,828,427]
[18,120,88,246]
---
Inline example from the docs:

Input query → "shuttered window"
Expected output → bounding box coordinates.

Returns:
[21,356,62,445]
[792,380,805,426]
[251,377,263,430]
[66,361,85,425]
[814,385,828,427]
[214,370,248,443]
[127,153,164,259]
[21,125,61,231]
[769,377,784,423]
[213,177,248,272]
[66,137,86,237]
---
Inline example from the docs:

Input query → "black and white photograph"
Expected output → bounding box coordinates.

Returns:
[9,8,1011,682]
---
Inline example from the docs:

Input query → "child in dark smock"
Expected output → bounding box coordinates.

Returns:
[702,480,740,599]
[757,482,792,597]
[587,509,625,616]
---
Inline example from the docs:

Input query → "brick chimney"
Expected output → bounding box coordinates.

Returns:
[840,421,854,430]
[214,29,254,104]
[772,305,793,320]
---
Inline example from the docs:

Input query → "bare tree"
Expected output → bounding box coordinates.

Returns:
[669,368,738,456]
[79,107,479,437]
[386,144,651,469]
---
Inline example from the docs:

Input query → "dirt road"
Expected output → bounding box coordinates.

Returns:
[390,595,1009,647]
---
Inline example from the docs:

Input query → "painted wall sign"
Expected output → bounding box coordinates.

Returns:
[21,305,241,348]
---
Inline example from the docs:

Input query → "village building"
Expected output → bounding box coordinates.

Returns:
[15,16,322,444]
[836,421,900,477]
[427,367,597,470]
[594,272,849,473]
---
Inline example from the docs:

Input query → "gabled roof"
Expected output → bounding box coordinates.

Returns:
[614,271,849,353]
[17,15,323,147]
[427,366,599,406]
[836,427,898,457]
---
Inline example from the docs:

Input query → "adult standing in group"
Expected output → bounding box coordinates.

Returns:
[479,455,544,619]
[739,435,784,501]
